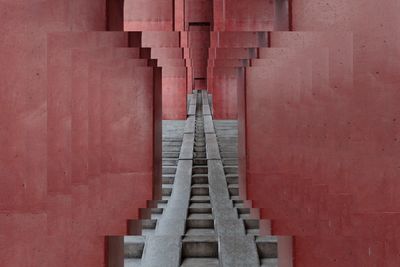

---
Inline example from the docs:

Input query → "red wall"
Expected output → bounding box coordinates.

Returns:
[214,0,275,31]
[141,32,187,119]
[124,0,174,31]
[242,0,400,266]
[0,2,160,266]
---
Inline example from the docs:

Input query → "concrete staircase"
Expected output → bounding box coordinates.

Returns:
[109,90,290,267]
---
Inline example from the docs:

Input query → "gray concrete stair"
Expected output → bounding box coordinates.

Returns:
[106,91,291,267]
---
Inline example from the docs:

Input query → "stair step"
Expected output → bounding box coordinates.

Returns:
[181,258,219,267]
[230,195,241,201]
[226,174,238,184]
[139,208,163,219]
[162,195,171,201]
[224,166,238,175]
[182,236,218,258]
[162,184,173,196]
[190,196,210,203]
[163,166,177,174]
[157,201,168,208]
[191,174,208,184]
[162,152,180,158]
[147,199,168,208]
[162,146,182,152]
[220,152,237,158]
[194,142,205,147]
[188,213,213,220]
[142,219,157,229]
[162,158,179,166]
[191,186,209,196]
[189,202,212,212]
[124,236,145,258]
[194,151,206,158]
[124,258,142,267]
[193,158,207,165]
[256,236,278,259]
[111,99,290,266]
[244,219,260,229]
[228,185,239,196]
[186,218,214,229]
[185,228,216,236]
[192,166,208,175]
[162,174,175,184]
[222,158,238,165]
[246,229,260,235]
[194,146,206,152]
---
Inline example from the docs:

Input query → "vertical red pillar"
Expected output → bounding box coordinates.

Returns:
[242,0,400,266]
[141,32,187,119]
[0,1,163,266]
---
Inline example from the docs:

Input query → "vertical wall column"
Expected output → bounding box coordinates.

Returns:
[0,2,162,266]
[242,0,400,266]
[124,0,191,119]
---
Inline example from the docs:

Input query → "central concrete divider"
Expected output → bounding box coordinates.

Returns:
[108,90,292,267]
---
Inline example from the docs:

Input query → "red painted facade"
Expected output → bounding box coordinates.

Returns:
[239,1,400,266]
[1,0,399,266]
[0,2,160,266]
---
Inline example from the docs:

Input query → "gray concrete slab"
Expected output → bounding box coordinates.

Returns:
[205,134,221,160]
[203,115,215,133]
[201,90,209,105]
[121,91,283,267]
[157,160,192,235]
[202,105,211,115]
[189,94,197,105]
[184,116,195,134]
[188,104,196,115]
[140,235,181,267]
[179,133,194,160]
[219,235,260,267]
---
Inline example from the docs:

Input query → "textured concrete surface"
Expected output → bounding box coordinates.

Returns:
[119,91,281,266]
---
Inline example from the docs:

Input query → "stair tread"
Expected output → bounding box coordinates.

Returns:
[181,258,219,267]
[188,213,213,220]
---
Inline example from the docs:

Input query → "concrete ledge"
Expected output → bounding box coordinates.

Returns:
[219,235,260,267]
[141,235,182,267]
[188,104,196,115]
[179,133,194,160]
[205,134,221,160]
[184,116,196,134]
[189,94,197,105]
[203,115,215,133]
[157,160,192,235]
[202,105,211,115]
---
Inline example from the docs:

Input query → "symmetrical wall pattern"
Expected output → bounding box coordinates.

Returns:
[1,0,399,266]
